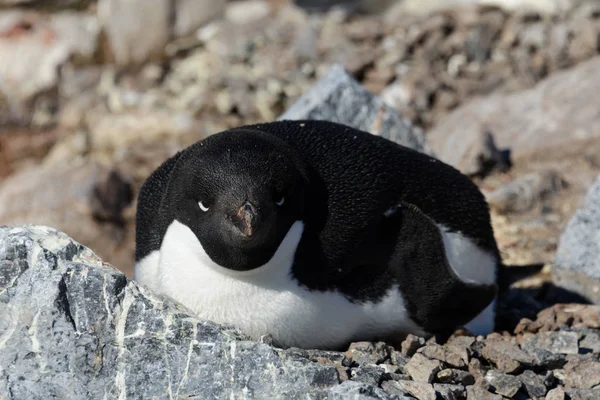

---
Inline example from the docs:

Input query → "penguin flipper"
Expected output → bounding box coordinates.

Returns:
[388,202,498,334]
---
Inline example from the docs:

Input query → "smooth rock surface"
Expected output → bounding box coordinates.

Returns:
[0,225,352,399]
[554,176,600,303]
[278,64,433,155]
[428,56,600,175]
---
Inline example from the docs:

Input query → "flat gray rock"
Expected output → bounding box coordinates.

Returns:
[554,176,600,303]
[0,225,351,399]
[278,64,433,156]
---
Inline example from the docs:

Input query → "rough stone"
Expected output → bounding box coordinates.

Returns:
[521,331,579,355]
[278,64,432,155]
[328,380,405,400]
[484,370,523,398]
[418,343,466,369]
[565,388,600,400]
[518,370,547,398]
[580,331,600,354]
[554,176,600,304]
[558,360,600,389]
[546,386,566,400]
[436,368,475,385]
[401,334,426,357]
[350,364,385,386]
[345,342,391,366]
[480,338,533,373]
[433,383,465,400]
[444,336,475,364]
[405,353,442,383]
[384,380,436,400]
[0,225,364,398]
[465,385,503,400]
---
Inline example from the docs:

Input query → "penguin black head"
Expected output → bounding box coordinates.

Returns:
[161,129,310,272]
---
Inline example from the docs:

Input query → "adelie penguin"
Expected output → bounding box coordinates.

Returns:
[134,120,502,350]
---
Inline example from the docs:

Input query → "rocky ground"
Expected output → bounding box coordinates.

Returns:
[1,0,600,399]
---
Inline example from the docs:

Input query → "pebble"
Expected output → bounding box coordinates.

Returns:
[466,385,503,400]
[401,334,426,357]
[433,383,465,400]
[518,370,547,398]
[436,368,475,385]
[521,331,580,355]
[386,380,437,400]
[405,353,442,383]
[418,343,466,369]
[345,342,390,366]
[484,370,523,398]
[480,338,532,373]
[350,364,384,387]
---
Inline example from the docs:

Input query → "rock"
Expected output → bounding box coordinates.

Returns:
[433,383,465,400]
[418,343,466,369]
[580,331,600,354]
[345,342,391,366]
[278,64,432,155]
[480,338,533,374]
[383,380,436,400]
[405,353,442,383]
[329,380,405,400]
[554,176,600,304]
[0,11,100,117]
[518,370,547,398]
[565,388,600,400]
[225,0,271,26]
[521,331,579,355]
[436,369,475,385]
[444,336,475,365]
[350,365,385,386]
[546,386,566,400]
[485,170,568,214]
[0,225,361,398]
[465,385,503,400]
[0,161,135,273]
[0,0,92,6]
[558,360,600,389]
[484,370,523,398]
[428,57,600,175]
[173,0,226,38]
[401,334,426,357]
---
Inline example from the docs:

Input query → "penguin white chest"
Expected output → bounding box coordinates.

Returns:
[134,220,421,349]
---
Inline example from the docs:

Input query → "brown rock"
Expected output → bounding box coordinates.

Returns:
[418,343,466,369]
[436,368,475,385]
[466,385,503,400]
[480,338,533,373]
[560,360,600,389]
[386,380,436,400]
[405,353,442,383]
[546,386,566,400]
[401,334,426,357]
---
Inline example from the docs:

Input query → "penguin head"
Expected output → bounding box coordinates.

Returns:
[163,129,310,272]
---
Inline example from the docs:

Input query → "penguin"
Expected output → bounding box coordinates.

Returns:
[134,120,501,350]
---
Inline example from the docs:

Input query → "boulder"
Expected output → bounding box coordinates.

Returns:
[278,64,433,155]
[554,176,600,303]
[0,225,351,399]
[428,56,600,176]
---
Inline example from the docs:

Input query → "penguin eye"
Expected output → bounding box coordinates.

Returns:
[198,200,209,212]
[276,197,285,206]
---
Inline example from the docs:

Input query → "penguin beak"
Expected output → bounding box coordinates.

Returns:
[235,201,259,237]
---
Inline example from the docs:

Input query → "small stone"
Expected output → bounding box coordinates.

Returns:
[386,380,436,400]
[378,364,399,374]
[350,365,384,387]
[329,380,406,400]
[445,336,475,364]
[518,370,547,398]
[466,385,503,400]
[405,353,442,383]
[580,332,600,354]
[484,370,522,398]
[345,342,390,366]
[522,331,579,355]
[401,334,426,357]
[480,339,532,373]
[560,360,600,389]
[545,386,566,400]
[565,388,600,400]
[436,368,475,385]
[418,343,466,369]
[390,350,410,370]
[433,383,466,400]
[467,358,488,383]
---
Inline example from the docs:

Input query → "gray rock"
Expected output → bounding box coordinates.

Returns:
[521,331,580,355]
[580,331,600,354]
[565,388,600,400]
[278,64,432,155]
[428,57,600,175]
[518,370,547,398]
[480,338,533,373]
[383,380,436,400]
[329,380,409,400]
[418,343,466,369]
[345,342,391,366]
[0,225,370,399]
[546,386,566,400]
[554,176,600,303]
[350,365,385,386]
[405,353,442,383]
[465,385,503,400]
[433,383,466,400]
[484,370,522,398]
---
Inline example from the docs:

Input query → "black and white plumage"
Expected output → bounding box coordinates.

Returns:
[134,120,501,350]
